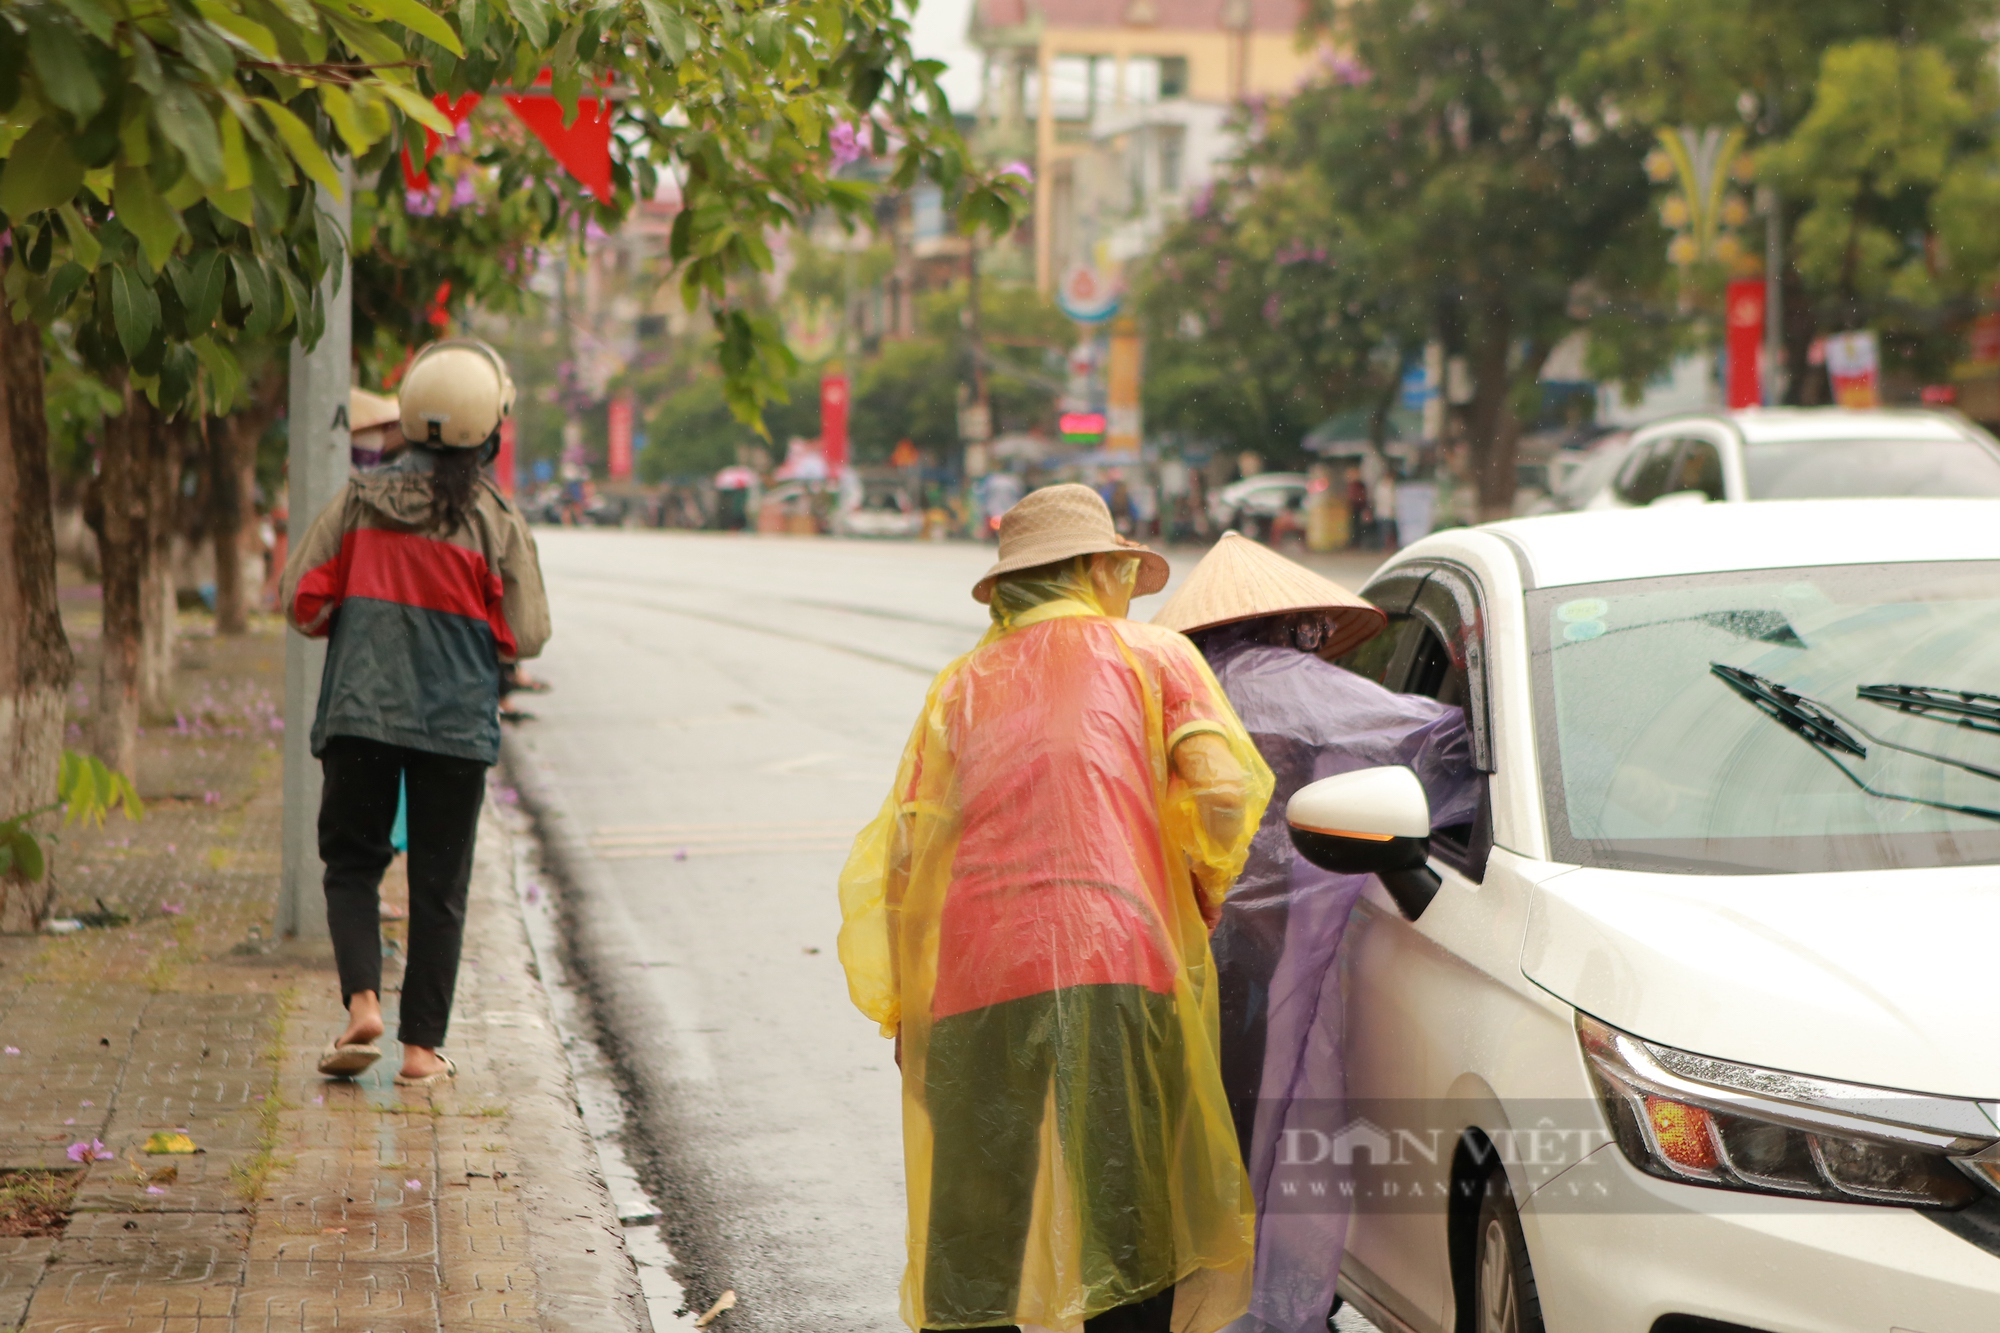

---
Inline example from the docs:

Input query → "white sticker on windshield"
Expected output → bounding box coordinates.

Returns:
[1563,620,1607,642]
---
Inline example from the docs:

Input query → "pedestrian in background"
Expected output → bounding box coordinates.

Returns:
[1153,534,1480,1333]
[1372,468,1399,550]
[838,485,1273,1333]
[283,339,551,1087]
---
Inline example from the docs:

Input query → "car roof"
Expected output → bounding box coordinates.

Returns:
[1648,407,1979,445]
[1473,499,2000,588]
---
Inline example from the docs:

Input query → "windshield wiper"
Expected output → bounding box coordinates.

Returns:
[1710,664,2000,824]
[1858,684,2000,737]
[1710,664,1866,757]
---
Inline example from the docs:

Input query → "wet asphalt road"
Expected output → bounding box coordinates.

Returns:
[502,530,1383,1333]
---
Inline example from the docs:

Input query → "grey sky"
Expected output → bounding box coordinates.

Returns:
[908,0,983,114]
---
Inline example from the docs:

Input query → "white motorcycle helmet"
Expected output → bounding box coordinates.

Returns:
[399,338,517,448]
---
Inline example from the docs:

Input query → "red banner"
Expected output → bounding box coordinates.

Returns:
[503,94,615,202]
[1725,280,1765,409]
[820,374,850,474]
[607,393,634,482]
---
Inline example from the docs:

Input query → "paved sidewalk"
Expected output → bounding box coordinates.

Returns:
[0,615,649,1332]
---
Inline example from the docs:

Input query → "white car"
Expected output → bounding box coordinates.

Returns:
[1584,408,2000,508]
[1282,499,2000,1333]
[1210,472,1312,535]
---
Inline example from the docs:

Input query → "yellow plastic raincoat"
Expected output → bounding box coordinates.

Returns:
[838,557,1274,1333]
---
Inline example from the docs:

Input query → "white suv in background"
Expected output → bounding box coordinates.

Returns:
[1583,408,2000,508]
[1282,499,2000,1333]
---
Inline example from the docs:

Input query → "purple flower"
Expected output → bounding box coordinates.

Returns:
[67,1139,110,1162]
[160,903,184,916]
[405,1178,423,1191]
[145,1185,167,1195]
[1326,52,1372,87]
[452,173,477,208]
[1263,293,1282,324]
[203,791,219,806]
[3,1046,18,1055]
[829,121,863,169]
[997,160,1034,186]
[405,188,436,217]
[524,883,541,904]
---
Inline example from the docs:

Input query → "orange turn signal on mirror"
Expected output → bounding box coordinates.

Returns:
[1288,825,1396,842]
[1645,1096,1720,1172]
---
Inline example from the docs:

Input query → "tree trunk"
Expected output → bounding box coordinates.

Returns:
[0,270,74,932]
[1466,314,1521,523]
[138,409,183,716]
[96,381,148,778]
[212,367,283,635]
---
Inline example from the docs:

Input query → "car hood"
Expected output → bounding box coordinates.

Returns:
[1522,862,2000,1098]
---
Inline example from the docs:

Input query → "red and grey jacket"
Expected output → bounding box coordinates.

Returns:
[281,454,551,764]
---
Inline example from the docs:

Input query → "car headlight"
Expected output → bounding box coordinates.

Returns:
[1579,1014,2000,1209]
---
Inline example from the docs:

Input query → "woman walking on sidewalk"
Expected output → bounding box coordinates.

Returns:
[281,340,550,1086]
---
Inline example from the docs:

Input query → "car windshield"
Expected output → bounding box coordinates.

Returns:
[1529,561,2000,873]
[1743,438,2000,499]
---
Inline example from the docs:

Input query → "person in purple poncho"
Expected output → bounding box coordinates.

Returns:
[1153,533,1482,1333]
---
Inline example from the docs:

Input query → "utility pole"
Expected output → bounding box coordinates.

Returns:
[1762,186,1785,406]
[278,171,352,943]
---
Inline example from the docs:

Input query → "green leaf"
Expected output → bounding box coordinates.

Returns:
[0,120,86,217]
[192,335,242,410]
[192,0,279,56]
[0,844,13,877]
[496,0,547,50]
[218,113,252,191]
[172,14,237,84]
[129,31,165,95]
[56,203,100,267]
[33,260,90,323]
[55,0,118,42]
[364,0,464,55]
[153,81,226,188]
[257,98,343,199]
[26,15,103,122]
[636,0,689,61]
[11,830,43,882]
[373,81,452,135]
[110,264,160,358]
[112,164,183,268]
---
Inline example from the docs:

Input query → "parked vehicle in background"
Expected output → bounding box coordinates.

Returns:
[1539,430,1635,513]
[1288,498,2000,1333]
[833,472,924,539]
[1585,408,2000,509]
[1208,471,1311,539]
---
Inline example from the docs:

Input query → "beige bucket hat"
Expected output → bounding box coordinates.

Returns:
[1150,531,1386,656]
[973,483,1170,603]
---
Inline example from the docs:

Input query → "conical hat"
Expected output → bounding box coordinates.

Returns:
[1151,532,1387,655]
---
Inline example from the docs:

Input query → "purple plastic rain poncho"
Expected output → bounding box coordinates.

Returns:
[1198,628,1481,1333]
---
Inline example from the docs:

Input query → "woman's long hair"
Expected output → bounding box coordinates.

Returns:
[423,444,484,535]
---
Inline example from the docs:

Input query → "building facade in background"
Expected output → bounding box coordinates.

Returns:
[968,0,1317,290]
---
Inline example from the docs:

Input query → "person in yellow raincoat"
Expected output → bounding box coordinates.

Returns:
[838,485,1275,1333]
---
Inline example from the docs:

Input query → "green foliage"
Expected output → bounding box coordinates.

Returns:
[2,0,1031,424]
[0,0,455,416]
[1136,170,1421,465]
[1763,41,1986,314]
[0,749,142,882]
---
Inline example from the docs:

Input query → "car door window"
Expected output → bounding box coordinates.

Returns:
[1339,575,1427,685]
[1614,436,1678,506]
[1404,571,1495,880]
[1670,437,1726,501]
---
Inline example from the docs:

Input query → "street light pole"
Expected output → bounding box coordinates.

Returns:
[278,171,352,943]
[1763,186,1785,406]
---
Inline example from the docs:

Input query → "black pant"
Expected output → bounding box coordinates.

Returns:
[1213,895,1290,1160]
[318,736,488,1048]
[922,985,1182,1332]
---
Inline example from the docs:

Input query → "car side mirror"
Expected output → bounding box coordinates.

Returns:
[1286,766,1442,922]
